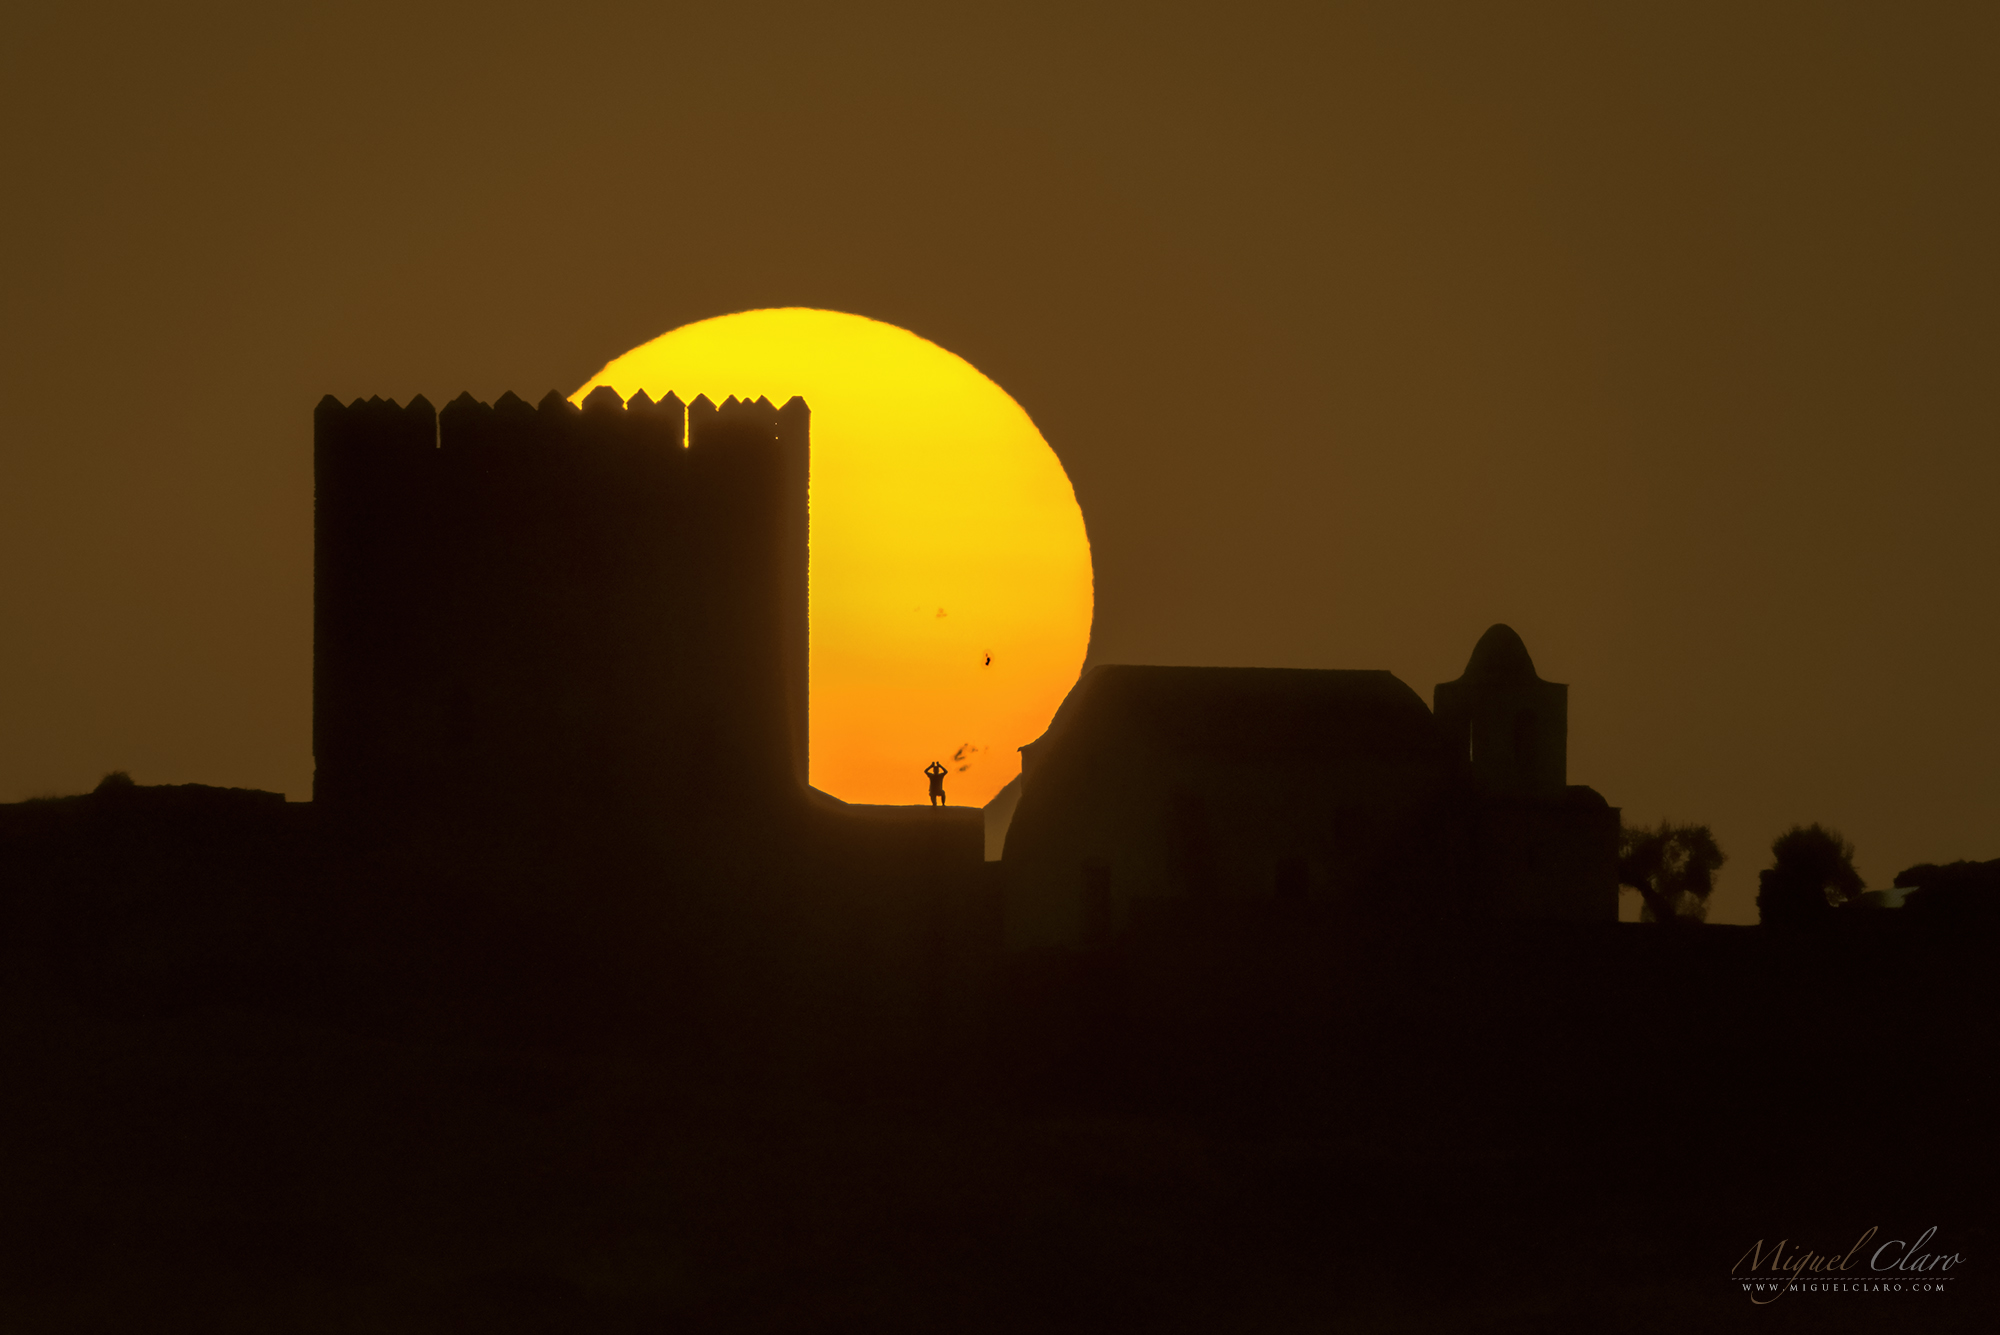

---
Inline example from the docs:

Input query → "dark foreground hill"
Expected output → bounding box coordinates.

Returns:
[0,786,1992,1332]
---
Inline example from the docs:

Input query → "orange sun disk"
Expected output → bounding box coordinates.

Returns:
[573,308,1093,808]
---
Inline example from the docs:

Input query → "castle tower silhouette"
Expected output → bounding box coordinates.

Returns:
[313,387,808,840]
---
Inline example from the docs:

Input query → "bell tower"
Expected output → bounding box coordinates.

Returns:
[1432,624,1567,798]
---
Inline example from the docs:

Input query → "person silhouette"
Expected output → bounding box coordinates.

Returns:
[924,760,948,807]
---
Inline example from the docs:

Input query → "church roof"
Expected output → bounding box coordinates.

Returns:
[1022,664,1441,773]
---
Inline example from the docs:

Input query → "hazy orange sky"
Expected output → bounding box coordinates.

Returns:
[1,3,1993,923]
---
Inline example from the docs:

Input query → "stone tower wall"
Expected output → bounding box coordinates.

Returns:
[312,387,808,834]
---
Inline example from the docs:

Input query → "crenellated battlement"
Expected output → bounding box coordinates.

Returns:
[312,387,810,840]
[314,387,813,453]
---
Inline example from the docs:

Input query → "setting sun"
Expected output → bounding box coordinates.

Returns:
[573,308,1092,807]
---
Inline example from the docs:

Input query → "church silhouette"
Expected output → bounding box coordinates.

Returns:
[1003,625,1618,949]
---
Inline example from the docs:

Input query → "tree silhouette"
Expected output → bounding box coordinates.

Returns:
[1756,823,1865,926]
[1617,822,1726,924]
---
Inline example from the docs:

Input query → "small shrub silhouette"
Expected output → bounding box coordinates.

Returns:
[1617,821,1725,924]
[1756,823,1864,927]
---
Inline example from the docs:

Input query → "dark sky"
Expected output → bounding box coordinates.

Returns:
[3,2,1993,921]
